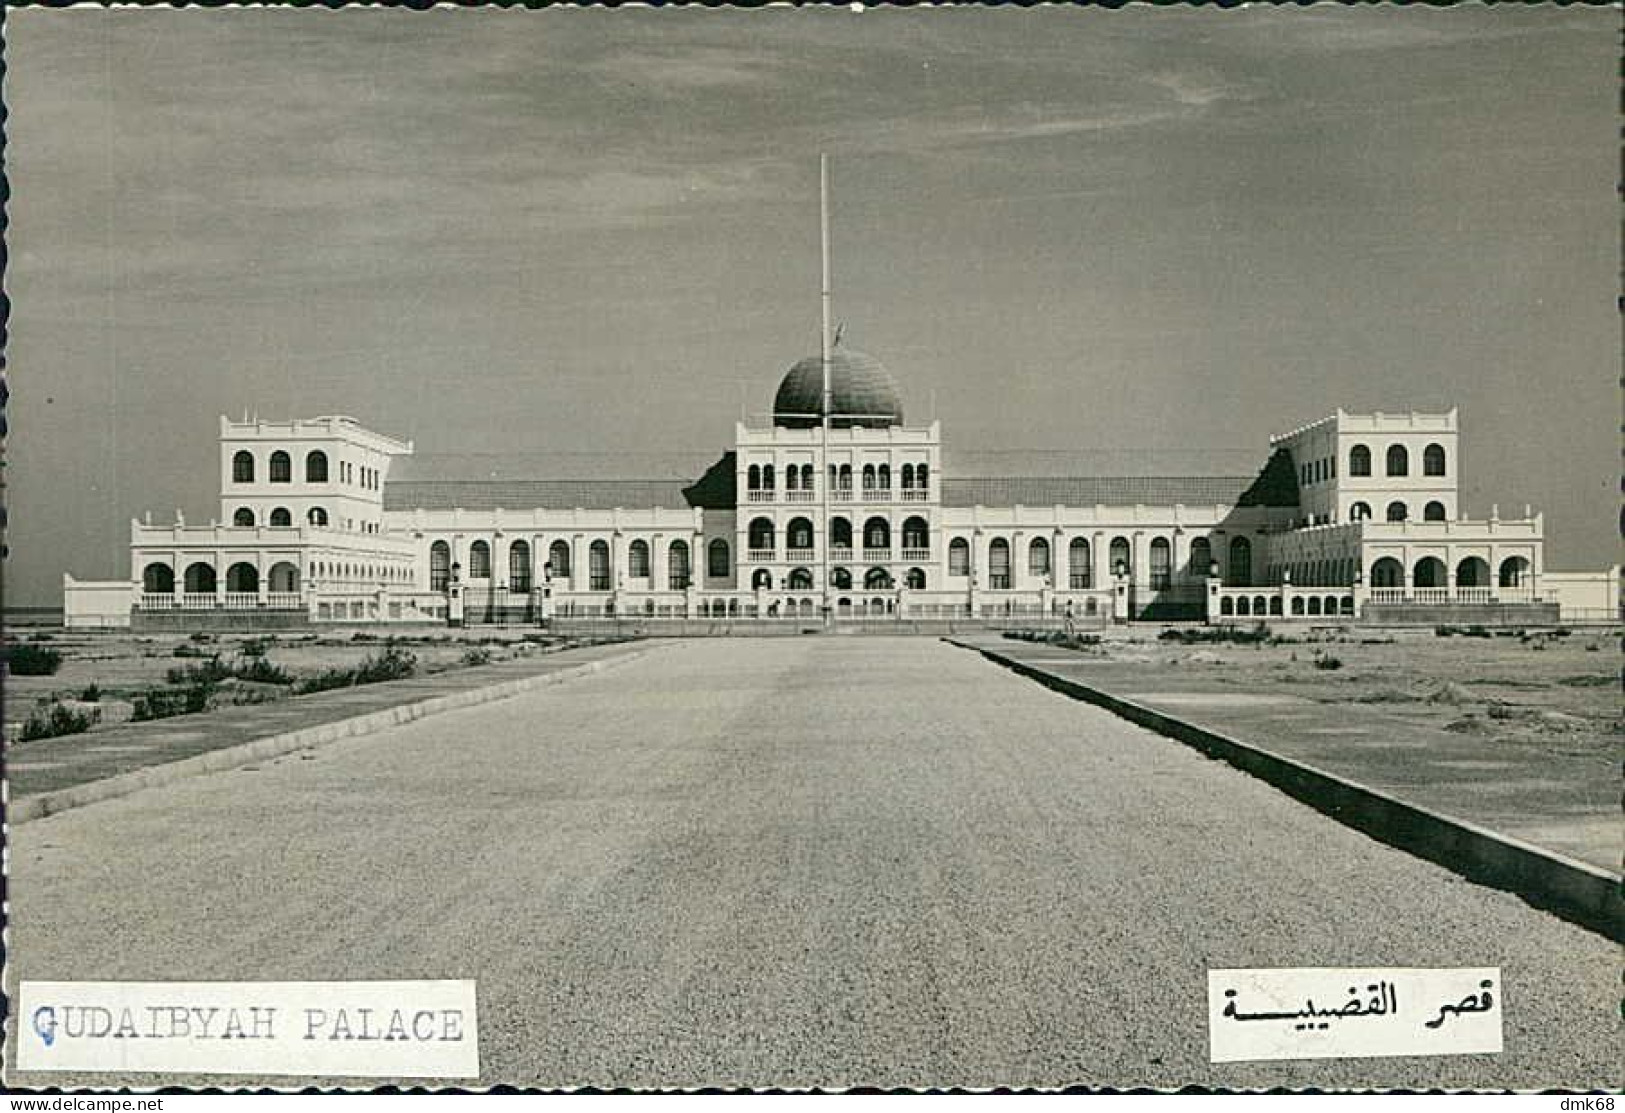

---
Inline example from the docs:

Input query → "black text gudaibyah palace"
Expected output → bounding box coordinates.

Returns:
[63,344,1617,630]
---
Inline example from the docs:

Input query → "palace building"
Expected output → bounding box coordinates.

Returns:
[62,345,1618,629]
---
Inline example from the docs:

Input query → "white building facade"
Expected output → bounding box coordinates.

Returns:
[64,349,1616,628]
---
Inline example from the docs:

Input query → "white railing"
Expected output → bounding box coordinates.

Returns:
[784,490,815,502]
[1411,588,1450,604]
[222,592,260,608]
[862,489,893,503]
[901,490,929,502]
[786,548,815,561]
[1369,588,1405,604]
[862,548,891,562]
[1455,587,1493,604]
[747,549,776,563]
[831,489,853,502]
[139,593,175,610]
[746,490,774,503]
[267,592,304,609]
[828,548,854,563]
[900,548,930,562]
[180,593,217,610]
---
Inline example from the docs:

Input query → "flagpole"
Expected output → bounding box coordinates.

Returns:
[820,154,833,624]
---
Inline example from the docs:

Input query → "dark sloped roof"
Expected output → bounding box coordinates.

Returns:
[940,476,1260,508]
[383,479,697,512]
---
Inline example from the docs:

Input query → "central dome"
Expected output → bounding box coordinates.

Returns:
[772,348,904,429]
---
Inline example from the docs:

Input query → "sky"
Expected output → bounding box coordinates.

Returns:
[4,5,1617,607]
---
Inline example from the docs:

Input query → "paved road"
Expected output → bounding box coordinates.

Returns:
[7,638,1617,1089]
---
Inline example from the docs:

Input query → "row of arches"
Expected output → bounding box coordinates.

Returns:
[143,561,300,594]
[746,516,930,551]
[233,506,330,528]
[944,534,1247,588]
[231,449,378,489]
[1221,595,1357,618]
[1368,555,1529,589]
[746,566,927,591]
[1349,500,1447,523]
[745,463,931,492]
[1347,442,1447,479]
[429,538,696,593]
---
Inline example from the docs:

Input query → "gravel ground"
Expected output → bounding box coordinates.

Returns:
[6,637,1618,1090]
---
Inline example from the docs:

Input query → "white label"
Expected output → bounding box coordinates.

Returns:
[16,981,479,1078]
[1209,967,1502,1063]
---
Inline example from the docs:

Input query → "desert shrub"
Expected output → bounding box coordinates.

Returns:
[166,657,234,687]
[19,703,94,742]
[190,632,214,643]
[172,644,209,658]
[351,632,378,642]
[354,646,417,683]
[1558,674,1616,688]
[132,686,210,721]
[1463,625,1492,639]
[1158,624,1270,646]
[5,645,64,675]
[80,682,102,702]
[461,647,494,667]
[1435,625,1456,637]
[238,637,272,658]
[232,657,294,685]
[1312,654,1343,671]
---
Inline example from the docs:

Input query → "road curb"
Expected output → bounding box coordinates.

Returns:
[9,644,657,826]
[947,637,1624,943]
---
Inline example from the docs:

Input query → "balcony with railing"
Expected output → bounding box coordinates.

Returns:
[746,490,775,503]
[861,488,893,503]
[786,547,815,562]
[831,489,853,502]
[900,548,930,562]
[784,490,815,503]
[747,549,777,563]
[862,548,891,562]
[828,547,854,563]
[901,489,929,502]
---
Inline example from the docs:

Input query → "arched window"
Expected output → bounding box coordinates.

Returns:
[1149,537,1172,588]
[1069,538,1091,588]
[863,517,890,550]
[142,563,175,594]
[1349,444,1371,477]
[668,540,690,589]
[268,562,300,594]
[1110,536,1132,579]
[800,464,814,491]
[269,450,292,483]
[1350,501,1372,522]
[305,450,328,483]
[225,562,259,593]
[233,507,255,527]
[787,567,814,590]
[510,542,531,591]
[183,562,217,594]
[862,464,876,491]
[1423,443,1446,477]
[1498,556,1530,588]
[1424,501,1446,522]
[901,464,915,489]
[1227,536,1252,587]
[831,567,852,589]
[988,538,1011,589]
[548,540,571,579]
[1456,556,1489,587]
[949,537,970,576]
[877,464,891,490]
[1189,536,1212,578]
[232,451,255,483]
[468,540,491,579]
[747,464,761,491]
[752,568,773,590]
[916,464,929,491]
[762,465,775,491]
[901,516,929,551]
[628,540,650,578]
[787,518,814,551]
[748,517,775,551]
[307,506,328,526]
[830,517,853,550]
[865,567,893,589]
[269,507,292,527]
[1385,444,1409,477]
[588,541,611,590]
[429,539,448,591]
[1386,501,1408,522]
[786,466,800,491]
[1413,556,1446,588]
[906,567,926,590]
[708,538,730,579]
[838,464,852,491]
[1029,537,1051,579]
